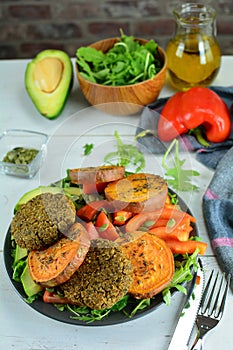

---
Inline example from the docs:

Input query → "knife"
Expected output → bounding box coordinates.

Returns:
[168,259,204,350]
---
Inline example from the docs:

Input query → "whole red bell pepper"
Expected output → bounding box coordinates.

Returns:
[158,87,231,143]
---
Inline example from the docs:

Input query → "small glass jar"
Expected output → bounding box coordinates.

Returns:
[0,129,48,178]
[166,3,221,91]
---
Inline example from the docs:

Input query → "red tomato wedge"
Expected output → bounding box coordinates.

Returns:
[95,211,119,241]
[43,290,75,304]
[82,182,107,194]
[76,200,113,222]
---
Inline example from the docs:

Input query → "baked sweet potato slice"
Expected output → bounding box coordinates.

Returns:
[28,222,90,287]
[69,165,125,184]
[104,173,168,213]
[118,231,174,299]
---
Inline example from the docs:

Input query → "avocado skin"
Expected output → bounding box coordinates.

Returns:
[25,49,73,119]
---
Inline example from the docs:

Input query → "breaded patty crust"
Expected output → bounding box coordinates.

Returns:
[59,238,133,310]
[11,192,76,251]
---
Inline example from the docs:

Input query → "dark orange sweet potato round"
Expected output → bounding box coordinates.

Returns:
[28,223,90,287]
[119,231,174,299]
[104,173,168,213]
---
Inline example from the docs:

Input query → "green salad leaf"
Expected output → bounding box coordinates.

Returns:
[162,139,200,192]
[83,143,94,156]
[12,259,27,282]
[76,29,162,86]
[59,295,130,323]
[162,249,200,305]
[104,130,145,173]
[124,298,151,318]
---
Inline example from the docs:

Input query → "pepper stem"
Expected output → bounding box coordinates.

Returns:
[189,127,210,147]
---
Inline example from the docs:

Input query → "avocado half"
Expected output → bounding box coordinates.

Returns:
[25,49,73,119]
[14,186,64,212]
[14,185,83,213]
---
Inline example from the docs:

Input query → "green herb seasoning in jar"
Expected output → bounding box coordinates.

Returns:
[166,3,221,91]
[3,147,39,164]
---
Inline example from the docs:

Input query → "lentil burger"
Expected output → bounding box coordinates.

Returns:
[59,238,133,310]
[11,192,76,251]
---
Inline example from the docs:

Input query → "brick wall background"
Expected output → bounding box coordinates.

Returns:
[0,0,233,59]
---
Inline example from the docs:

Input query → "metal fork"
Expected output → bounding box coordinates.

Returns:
[190,270,231,350]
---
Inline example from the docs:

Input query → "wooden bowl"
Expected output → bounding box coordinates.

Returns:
[76,37,167,115]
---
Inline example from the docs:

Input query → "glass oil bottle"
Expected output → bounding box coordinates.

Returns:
[166,3,221,91]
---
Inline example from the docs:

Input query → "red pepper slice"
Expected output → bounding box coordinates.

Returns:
[113,210,133,226]
[158,87,231,143]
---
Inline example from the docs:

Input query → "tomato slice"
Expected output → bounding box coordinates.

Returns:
[82,182,107,194]
[95,211,119,241]
[43,290,73,304]
[77,200,113,222]
[113,211,133,226]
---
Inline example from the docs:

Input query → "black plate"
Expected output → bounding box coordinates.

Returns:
[3,190,197,326]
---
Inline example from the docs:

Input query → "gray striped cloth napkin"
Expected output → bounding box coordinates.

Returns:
[137,86,233,288]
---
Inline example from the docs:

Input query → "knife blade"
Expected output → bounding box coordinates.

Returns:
[168,259,204,350]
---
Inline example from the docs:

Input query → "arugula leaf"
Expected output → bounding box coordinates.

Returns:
[64,295,129,323]
[67,304,112,323]
[124,298,151,318]
[83,143,94,156]
[77,55,97,83]
[162,139,200,192]
[110,294,129,311]
[168,192,179,205]
[77,47,105,63]
[162,249,199,305]
[61,295,151,323]
[76,30,161,86]
[24,293,41,304]
[104,130,145,173]
[145,40,158,54]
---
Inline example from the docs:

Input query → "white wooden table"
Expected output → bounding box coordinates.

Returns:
[0,56,233,350]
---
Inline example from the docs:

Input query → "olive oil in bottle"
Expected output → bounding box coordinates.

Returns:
[166,3,221,91]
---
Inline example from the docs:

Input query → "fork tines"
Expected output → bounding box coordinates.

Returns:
[200,270,231,319]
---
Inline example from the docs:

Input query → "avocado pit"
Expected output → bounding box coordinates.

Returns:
[33,57,64,93]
